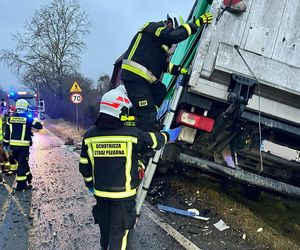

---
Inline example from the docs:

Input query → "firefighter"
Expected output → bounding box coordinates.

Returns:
[79,85,169,250]
[120,12,213,131]
[0,110,9,176]
[3,99,43,191]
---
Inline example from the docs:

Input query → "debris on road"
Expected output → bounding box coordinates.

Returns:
[158,204,210,221]
[213,219,230,231]
[257,227,263,233]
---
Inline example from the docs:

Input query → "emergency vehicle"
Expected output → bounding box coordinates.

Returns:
[1,91,45,120]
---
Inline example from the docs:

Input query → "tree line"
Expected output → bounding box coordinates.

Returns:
[0,0,113,128]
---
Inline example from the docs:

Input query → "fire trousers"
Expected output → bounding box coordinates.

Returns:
[92,197,136,250]
[124,79,167,131]
[13,148,32,190]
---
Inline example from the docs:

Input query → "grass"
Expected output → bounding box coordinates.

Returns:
[168,175,300,249]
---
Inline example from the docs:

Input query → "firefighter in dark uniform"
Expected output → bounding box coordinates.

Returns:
[120,13,213,131]
[3,99,43,191]
[79,85,169,250]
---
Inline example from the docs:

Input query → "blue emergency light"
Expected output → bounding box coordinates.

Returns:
[9,92,16,97]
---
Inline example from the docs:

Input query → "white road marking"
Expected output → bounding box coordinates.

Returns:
[143,205,202,250]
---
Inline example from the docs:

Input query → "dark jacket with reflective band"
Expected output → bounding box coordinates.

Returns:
[79,125,168,199]
[3,113,43,149]
[121,21,197,83]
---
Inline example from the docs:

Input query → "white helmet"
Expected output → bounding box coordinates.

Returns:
[15,99,29,113]
[100,85,133,119]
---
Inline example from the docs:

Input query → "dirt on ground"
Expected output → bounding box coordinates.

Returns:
[148,170,300,250]
[45,119,300,250]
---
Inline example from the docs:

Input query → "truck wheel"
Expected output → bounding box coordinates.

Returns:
[243,185,262,201]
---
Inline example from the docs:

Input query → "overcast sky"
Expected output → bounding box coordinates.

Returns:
[0,0,195,91]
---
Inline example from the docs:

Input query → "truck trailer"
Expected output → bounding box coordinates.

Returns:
[152,0,300,200]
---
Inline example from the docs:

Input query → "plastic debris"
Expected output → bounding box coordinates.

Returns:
[213,220,230,231]
[187,208,200,215]
[257,227,263,232]
[158,204,210,221]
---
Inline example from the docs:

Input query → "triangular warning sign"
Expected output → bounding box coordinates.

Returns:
[70,81,82,92]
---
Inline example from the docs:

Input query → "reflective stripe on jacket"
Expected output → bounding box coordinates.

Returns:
[79,125,168,199]
[121,20,197,83]
[4,113,43,148]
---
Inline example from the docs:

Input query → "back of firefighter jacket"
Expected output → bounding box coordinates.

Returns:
[121,20,197,82]
[79,125,168,199]
[3,113,43,149]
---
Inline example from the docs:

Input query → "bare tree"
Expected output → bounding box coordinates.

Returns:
[97,74,112,95]
[0,0,90,100]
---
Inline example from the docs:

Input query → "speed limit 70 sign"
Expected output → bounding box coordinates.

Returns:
[70,93,83,104]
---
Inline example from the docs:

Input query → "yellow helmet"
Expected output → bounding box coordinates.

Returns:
[15,99,29,112]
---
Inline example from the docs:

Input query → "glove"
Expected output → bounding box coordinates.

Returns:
[88,187,94,194]
[195,12,213,27]
[179,67,189,75]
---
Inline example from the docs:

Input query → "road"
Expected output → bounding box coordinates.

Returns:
[0,128,199,250]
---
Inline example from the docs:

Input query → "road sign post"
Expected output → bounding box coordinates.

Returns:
[70,82,83,132]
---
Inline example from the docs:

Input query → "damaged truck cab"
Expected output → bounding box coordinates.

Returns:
[158,0,300,198]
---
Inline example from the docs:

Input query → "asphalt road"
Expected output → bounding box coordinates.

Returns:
[0,129,198,250]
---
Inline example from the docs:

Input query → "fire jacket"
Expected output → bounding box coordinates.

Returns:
[3,113,43,149]
[79,125,169,199]
[121,20,198,84]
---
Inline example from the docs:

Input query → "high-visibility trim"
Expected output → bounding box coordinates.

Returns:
[10,117,27,123]
[121,230,129,250]
[85,136,138,145]
[80,157,89,164]
[149,132,158,149]
[10,164,18,171]
[84,176,93,182]
[87,144,95,171]
[138,22,150,32]
[162,132,168,143]
[9,124,12,139]
[3,138,9,143]
[26,172,31,176]
[155,26,166,37]
[127,22,149,60]
[182,23,192,36]
[9,140,30,146]
[4,162,10,166]
[125,142,133,191]
[168,62,174,74]
[94,188,136,199]
[21,124,26,141]
[16,175,27,181]
[128,33,142,60]
[161,45,169,53]
[122,59,157,83]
